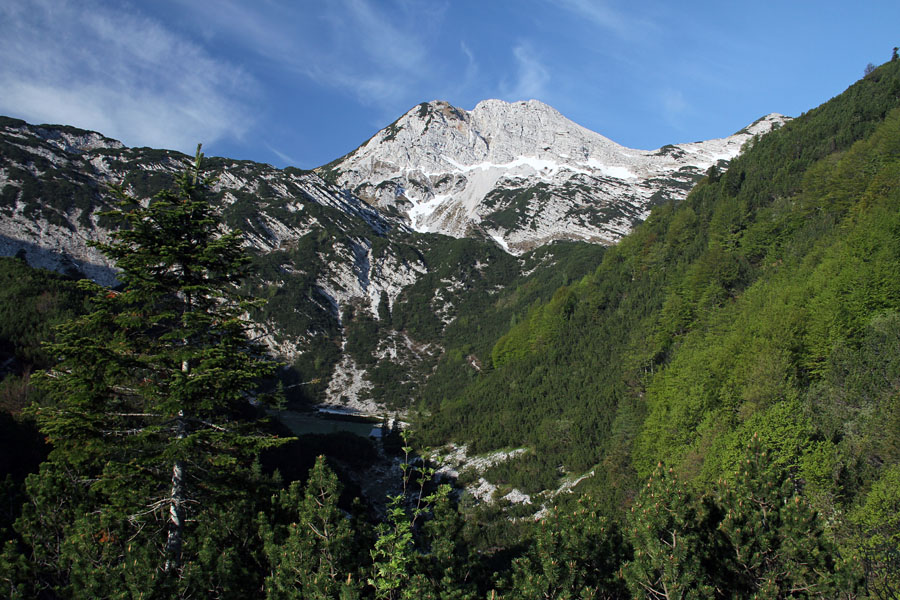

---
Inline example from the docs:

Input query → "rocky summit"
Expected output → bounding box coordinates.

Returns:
[321,99,788,253]
[0,102,784,414]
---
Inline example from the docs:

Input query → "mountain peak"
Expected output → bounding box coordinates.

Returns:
[472,98,558,113]
[405,100,468,122]
[411,98,561,118]
[742,112,789,137]
[325,100,788,252]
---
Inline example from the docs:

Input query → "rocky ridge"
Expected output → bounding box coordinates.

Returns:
[322,99,789,253]
[0,117,417,362]
[0,101,784,413]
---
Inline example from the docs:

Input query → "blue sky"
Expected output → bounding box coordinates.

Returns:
[2,0,899,169]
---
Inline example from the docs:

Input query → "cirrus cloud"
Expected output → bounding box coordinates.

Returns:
[0,0,256,152]
[502,43,550,101]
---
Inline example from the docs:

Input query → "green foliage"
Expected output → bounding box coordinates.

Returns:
[624,464,722,599]
[369,491,417,599]
[507,498,629,599]
[5,146,284,596]
[0,412,45,543]
[635,104,900,493]
[481,184,553,231]
[421,237,646,485]
[625,440,859,599]
[481,450,562,495]
[411,240,603,410]
[0,257,87,376]
[851,464,900,598]
[377,291,391,327]
[714,435,857,598]
[405,485,476,600]
[345,306,382,366]
[491,284,577,369]
[367,436,476,600]
[260,456,363,599]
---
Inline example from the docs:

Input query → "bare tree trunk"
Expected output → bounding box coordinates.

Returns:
[165,295,192,574]
[164,410,186,573]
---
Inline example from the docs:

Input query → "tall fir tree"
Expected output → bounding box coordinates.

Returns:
[5,146,282,598]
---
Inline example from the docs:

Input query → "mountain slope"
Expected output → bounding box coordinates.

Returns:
[418,59,900,523]
[0,115,396,287]
[321,99,787,252]
[0,97,788,418]
[0,117,606,410]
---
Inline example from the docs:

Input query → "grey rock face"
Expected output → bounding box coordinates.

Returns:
[0,102,788,415]
[0,118,415,340]
[326,99,789,253]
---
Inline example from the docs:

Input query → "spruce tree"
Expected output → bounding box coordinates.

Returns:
[9,146,282,597]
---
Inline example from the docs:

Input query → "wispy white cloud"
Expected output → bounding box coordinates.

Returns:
[265,143,300,167]
[660,88,689,128]
[548,0,659,42]
[431,40,480,104]
[172,0,441,112]
[0,0,255,152]
[501,44,551,101]
[460,41,477,68]
[550,0,629,35]
[341,0,430,76]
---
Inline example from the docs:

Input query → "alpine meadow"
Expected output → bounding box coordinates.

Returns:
[2,44,900,599]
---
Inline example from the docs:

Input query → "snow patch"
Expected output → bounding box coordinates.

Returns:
[584,160,637,179]
[408,193,450,232]
[489,232,510,252]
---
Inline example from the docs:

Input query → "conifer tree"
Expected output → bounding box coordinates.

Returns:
[377,291,391,327]
[404,484,476,600]
[508,495,628,599]
[623,464,723,599]
[7,145,282,597]
[715,434,858,598]
[260,455,361,599]
[852,464,900,599]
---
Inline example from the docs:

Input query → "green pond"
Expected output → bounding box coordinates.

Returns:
[275,410,381,438]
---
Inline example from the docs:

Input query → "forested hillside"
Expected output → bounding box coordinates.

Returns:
[420,55,900,490]
[2,59,900,598]
[420,57,900,587]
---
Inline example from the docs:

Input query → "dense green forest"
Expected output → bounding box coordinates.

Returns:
[416,57,900,592]
[420,58,900,491]
[2,59,900,598]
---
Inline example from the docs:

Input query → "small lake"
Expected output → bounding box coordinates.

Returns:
[274,410,381,438]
